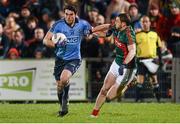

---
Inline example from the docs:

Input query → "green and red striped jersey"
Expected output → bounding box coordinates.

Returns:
[112,26,136,68]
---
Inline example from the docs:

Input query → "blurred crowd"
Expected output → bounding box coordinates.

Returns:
[0,0,179,61]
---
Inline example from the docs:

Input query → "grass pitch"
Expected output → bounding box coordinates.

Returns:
[0,102,180,123]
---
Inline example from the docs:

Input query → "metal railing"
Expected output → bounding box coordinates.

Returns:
[84,57,172,102]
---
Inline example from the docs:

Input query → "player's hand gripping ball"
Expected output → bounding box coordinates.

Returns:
[52,33,67,46]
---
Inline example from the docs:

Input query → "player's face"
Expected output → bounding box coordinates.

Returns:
[64,9,76,25]
[114,17,122,30]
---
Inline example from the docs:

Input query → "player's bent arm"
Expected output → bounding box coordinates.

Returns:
[43,31,55,48]
[92,24,111,33]
[93,31,107,38]
[123,43,136,64]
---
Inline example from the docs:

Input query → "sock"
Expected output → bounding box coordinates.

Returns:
[91,109,99,116]
[153,83,161,102]
[136,83,143,102]
[57,89,63,106]
[62,84,70,112]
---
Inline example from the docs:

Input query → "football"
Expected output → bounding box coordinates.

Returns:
[52,33,67,44]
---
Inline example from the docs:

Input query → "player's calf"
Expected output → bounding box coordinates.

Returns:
[127,76,137,88]
[153,83,161,102]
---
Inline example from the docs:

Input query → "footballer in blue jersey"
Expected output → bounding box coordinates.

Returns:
[43,5,92,117]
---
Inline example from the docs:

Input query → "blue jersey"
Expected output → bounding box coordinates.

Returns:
[49,18,91,60]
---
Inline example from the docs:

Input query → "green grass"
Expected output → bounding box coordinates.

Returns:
[0,102,180,123]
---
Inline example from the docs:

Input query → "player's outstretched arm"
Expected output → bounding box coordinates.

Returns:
[43,31,55,48]
[92,24,111,33]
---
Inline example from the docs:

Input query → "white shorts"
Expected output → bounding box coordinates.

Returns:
[108,61,137,86]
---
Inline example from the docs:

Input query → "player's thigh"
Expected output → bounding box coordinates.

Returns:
[101,72,116,90]
[116,68,136,86]
[54,59,65,81]
[60,69,72,83]
[61,59,81,83]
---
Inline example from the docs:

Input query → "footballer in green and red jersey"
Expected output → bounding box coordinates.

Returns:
[91,14,137,117]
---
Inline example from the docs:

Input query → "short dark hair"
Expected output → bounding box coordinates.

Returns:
[27,16,38,24]
[118,13,131,26]
[15,28,24,35]
[64,5,77,14]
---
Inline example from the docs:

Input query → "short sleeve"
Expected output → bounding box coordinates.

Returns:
[157,35,162,47]
[125,26,136,45]
[82,20,92,36]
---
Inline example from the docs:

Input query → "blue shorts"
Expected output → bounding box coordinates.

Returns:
[54,58,81,81]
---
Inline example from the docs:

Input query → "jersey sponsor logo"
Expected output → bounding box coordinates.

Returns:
[67,36,79,44]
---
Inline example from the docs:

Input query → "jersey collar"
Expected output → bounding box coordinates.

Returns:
[64,17,79,28]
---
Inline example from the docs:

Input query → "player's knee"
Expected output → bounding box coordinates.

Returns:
[100,88,108,97]
[60,77,69,86]
[57,81,64,91]
[106,94,112,100]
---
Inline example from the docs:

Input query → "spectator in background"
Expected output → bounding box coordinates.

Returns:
[168,27,180,58]
[58,10,65,19]
[7,48,20,59]
[96,14,105,26]
[135,16,162,102]
[166,2,180,54]
[23,0,41,18]
[106,0,130,23]
[40,0,59,19]
[39,8,52,34]
[9,28,28,58]
[147,0,170,16]
[0,23,10,58]
[128,3,142,33]
[8,11,20,20]
[10,0,26,12]
[34,47,44,59]
[0,0,14,17]
[84,0,107,17]
[4,16,20,40]
[87,7,99,27]
[18,6,31,32]
[148,3,168,42]
[27,27,46,58]
[24,16,39,44]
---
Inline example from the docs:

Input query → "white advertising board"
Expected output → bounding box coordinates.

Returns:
[0,60,86,101]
